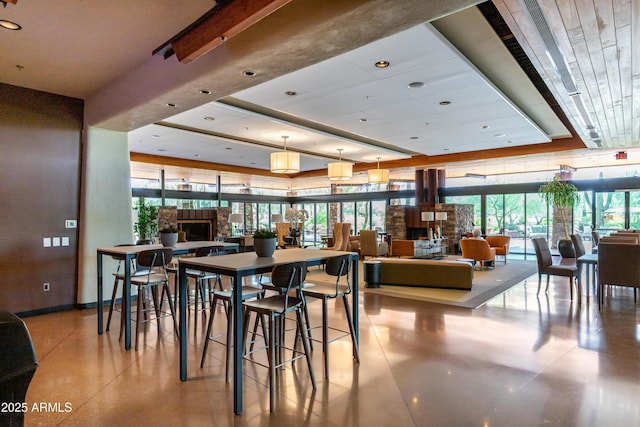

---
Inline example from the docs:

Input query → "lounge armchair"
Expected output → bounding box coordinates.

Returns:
[323,222,351,251]
[359,230,389,259]
[459,238,495,270]
[485,235,510,264]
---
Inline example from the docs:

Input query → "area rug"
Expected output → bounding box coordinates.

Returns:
[359,259,538,309]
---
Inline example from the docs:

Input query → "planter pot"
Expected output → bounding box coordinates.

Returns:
[254,238,277,257]
[160,232,179,247]
[557,239,575,258]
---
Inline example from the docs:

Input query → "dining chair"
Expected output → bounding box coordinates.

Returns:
[570,234,586,258]
[130,248,178,350]
[241,261,316,412]
[531,237,579,300]
[302,254,360,379]
[597,242,640,310]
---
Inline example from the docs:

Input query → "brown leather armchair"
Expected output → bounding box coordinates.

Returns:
[459,238,496,270]
[485,235,510,264]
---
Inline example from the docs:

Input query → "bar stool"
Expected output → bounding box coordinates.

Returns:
[130,248,178,350]
[184,246,226,325]
[200,281,265,382]
[105,242,151,338]
[302,254,360,378]
[242,261,316,412]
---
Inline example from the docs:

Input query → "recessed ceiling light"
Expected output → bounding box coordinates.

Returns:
[359,118,368,122]
[408,81,425,89]
[285,90,297,96]
[494,133,506,138]
[481,125,490,129]
[507,140,513,144]
[204,116,214,121]
[374,60,390,68]
[225,147,232,150]
[166,103,176,107]
[0,20,21,31]
[439,101,451,106]
[157,149,166,152]
[151,134,160,138]
[200,89,211,95]
[410,136,419,140]
[194,154,200,157]
[243,70,257,77]
[443,148,450,152]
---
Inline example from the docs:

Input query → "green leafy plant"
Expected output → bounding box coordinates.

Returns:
[253,228,277,239]
[539,177,580,239]
[133,198,158,240]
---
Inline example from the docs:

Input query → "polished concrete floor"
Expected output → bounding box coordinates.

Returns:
[21,265,640,426]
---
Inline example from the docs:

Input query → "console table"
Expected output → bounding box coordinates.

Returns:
[392,238,447,258]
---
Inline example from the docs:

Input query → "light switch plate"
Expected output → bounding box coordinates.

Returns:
[43,237,52,247]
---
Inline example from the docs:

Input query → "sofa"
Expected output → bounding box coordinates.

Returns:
[372,258,473,290]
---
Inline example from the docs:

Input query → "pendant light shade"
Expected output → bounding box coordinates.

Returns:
[367,157,389,184]
[270,136,300,173]
[328,149,352,181]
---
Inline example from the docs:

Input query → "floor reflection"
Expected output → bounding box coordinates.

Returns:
[19,271,640,426]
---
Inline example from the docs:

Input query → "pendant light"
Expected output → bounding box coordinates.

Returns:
[270,135,300,173]
[367,157,389,184]
[327,148,352,181]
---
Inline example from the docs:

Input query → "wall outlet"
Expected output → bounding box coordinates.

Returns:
[43,282,50,292]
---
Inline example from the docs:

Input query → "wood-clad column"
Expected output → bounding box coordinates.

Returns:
[426,168,439,205]
[437,168,446,204]
[415,169,425,204]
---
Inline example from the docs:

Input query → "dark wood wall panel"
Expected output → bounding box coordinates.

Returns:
[0,83,83,315]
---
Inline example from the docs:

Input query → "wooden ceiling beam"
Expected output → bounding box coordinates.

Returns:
[130,152,296,178]
[292,136,587,178]
[172,0,293,64]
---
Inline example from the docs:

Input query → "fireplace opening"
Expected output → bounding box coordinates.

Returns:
[179,221,212,241]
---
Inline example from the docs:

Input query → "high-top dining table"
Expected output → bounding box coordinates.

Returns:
[177,248,359,415]
[96,241,239,350]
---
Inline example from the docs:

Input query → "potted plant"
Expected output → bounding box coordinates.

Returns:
[159,224,179,247]
[253,228,278,257]
[133,198,158,244]
[539,176,580,257]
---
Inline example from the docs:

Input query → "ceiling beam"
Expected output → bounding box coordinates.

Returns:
[171,0,294,64]
[291,136,587,178]
[130,152,296,178]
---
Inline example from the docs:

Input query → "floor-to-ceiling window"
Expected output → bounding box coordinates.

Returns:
[594,191,625,234]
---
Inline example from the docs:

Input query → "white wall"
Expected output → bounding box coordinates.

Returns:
[77,127,134,305]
